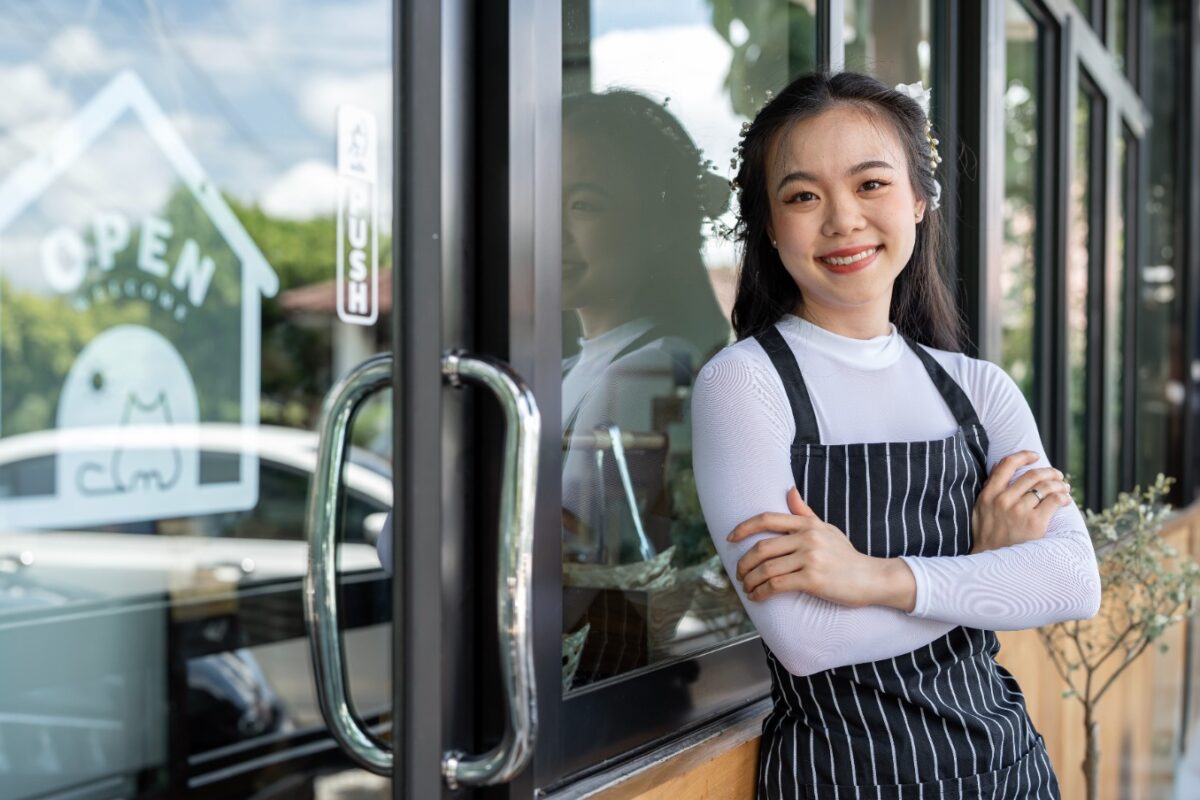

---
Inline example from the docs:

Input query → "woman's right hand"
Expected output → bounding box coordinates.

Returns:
[970,451,1073,555]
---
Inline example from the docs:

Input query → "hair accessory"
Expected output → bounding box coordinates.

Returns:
[729,90,772,190]
[894,81,942,211]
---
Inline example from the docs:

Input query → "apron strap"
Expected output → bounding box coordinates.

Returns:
[901,335,985,431]
[754,325,822,446]
[754,324,987,446]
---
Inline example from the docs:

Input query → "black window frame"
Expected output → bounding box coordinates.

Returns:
[475,0,1200,795]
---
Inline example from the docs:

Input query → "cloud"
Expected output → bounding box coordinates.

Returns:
[591,24,738,168]
[590,24,742,269]
[46,27,121,75]
[260,160,338,220]
[297,70,392,137]
[0,63,75,130]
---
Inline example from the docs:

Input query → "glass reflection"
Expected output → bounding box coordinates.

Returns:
[560,90,739,688]
[1103,134,1129,506]
[559,0,815,690]
[1136,0,1185,502]
[0,1,393,796]
[843,0,930,89]
[1001,0,1039,401]
[1067,86,1093,504]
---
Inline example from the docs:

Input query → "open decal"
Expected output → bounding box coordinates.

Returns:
[0,70,279,528]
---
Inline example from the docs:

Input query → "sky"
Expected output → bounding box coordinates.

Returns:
[0,0,748,291]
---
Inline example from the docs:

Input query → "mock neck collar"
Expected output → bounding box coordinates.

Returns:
[576,316,655,353]
[777,313,906,370]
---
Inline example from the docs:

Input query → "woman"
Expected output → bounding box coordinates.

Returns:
[560,90,730,568]
[691,71,1101,798]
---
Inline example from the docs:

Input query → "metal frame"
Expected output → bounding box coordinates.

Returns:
[817,0,845,73]
[390,0,477,796]
[1119,122,1140,498]
[451,0,1200,794]
[1049,11,1076,474]
[1028,0,1065,452]
[974,0,1008,362]
[1185,0,1200,506]
[482,0,778,794]
[931,0,962,302]
[1081,66,1108,508]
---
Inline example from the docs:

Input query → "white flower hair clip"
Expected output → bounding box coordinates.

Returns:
[894,81,942,212]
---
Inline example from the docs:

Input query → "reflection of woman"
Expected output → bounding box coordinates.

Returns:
[692,71,1100,797]
[560,90,730,567]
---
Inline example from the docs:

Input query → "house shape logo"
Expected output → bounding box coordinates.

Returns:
[0,70,279,529]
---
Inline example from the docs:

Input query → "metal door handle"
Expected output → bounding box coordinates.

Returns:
[441,350,539,789]
[305,353,393,774]
[304,350,540,788]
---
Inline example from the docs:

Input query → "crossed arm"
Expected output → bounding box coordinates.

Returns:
[691,353,1102,678]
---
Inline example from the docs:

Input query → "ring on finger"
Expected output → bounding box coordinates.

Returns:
[1027,487,1044,502]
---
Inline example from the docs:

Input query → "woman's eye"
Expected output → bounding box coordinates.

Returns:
[787,191,817,204]
[862,179,889,191]
[571,199,604,212]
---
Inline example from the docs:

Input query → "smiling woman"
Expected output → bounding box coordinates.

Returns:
[691,70,1099,799]
[765,109,924,336]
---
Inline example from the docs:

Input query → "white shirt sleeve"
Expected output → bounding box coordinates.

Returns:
[692,345,957,677]
[896,358,1103,629]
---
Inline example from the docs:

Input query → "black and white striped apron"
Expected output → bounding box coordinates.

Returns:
[752,325,1061,800]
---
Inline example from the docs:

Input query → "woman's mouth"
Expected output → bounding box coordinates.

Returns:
[816,245,881,274]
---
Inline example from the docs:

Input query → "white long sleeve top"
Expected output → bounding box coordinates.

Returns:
[691,313,1102,677]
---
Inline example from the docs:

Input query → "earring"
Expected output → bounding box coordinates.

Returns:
[771,239,777,247]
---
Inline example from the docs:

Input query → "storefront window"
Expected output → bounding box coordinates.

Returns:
[842,0,931,90]
[559,0,815,691]
[1001,0,1040,402]
[0,1,395,795]
[1136,0,1185,503]
[1114,0,1128,73]
[1067,84,1095,504]
[1102,132,1130,506]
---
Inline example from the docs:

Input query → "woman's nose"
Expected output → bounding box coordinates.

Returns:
[821,193,867,237]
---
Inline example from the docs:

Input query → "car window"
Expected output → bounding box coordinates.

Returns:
[51,457,388,543]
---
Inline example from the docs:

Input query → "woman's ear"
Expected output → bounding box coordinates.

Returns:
[914,197,927,224]
[766,224,777,248]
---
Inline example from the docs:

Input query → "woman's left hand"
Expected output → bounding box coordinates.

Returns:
[728,487,882,607]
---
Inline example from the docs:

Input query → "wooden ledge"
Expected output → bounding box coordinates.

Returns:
[544,698,769,800]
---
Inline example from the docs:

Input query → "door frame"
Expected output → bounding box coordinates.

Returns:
[391,0,478,796]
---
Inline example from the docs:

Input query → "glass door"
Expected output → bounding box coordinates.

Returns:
[0,2,403,797]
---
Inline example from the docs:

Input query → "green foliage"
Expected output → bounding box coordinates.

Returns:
[704,0,817,117]
[666,455,717,569]
[1037,475,1199,795]
[0,183,363,437]
[1039,476,1198,696]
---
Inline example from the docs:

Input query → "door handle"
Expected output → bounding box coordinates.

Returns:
[304,350,540,787]
[440,350,540,789]
[304,353,393,774]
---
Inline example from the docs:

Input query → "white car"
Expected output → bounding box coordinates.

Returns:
[0,424,393,798]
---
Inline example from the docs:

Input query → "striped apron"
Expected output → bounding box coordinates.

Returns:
[752,325,1061,800]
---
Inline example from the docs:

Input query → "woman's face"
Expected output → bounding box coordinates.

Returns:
[765,105,926,324]
[561,127,654,311]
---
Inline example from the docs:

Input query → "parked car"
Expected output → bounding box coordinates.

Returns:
[0,424,393,798]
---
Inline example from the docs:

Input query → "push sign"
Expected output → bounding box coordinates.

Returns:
[335,105,379,326]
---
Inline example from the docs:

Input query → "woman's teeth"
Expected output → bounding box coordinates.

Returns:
[819,247,878,266]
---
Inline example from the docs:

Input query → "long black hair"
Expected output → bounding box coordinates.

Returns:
[562,90,732,360]
[729,71,965,351]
